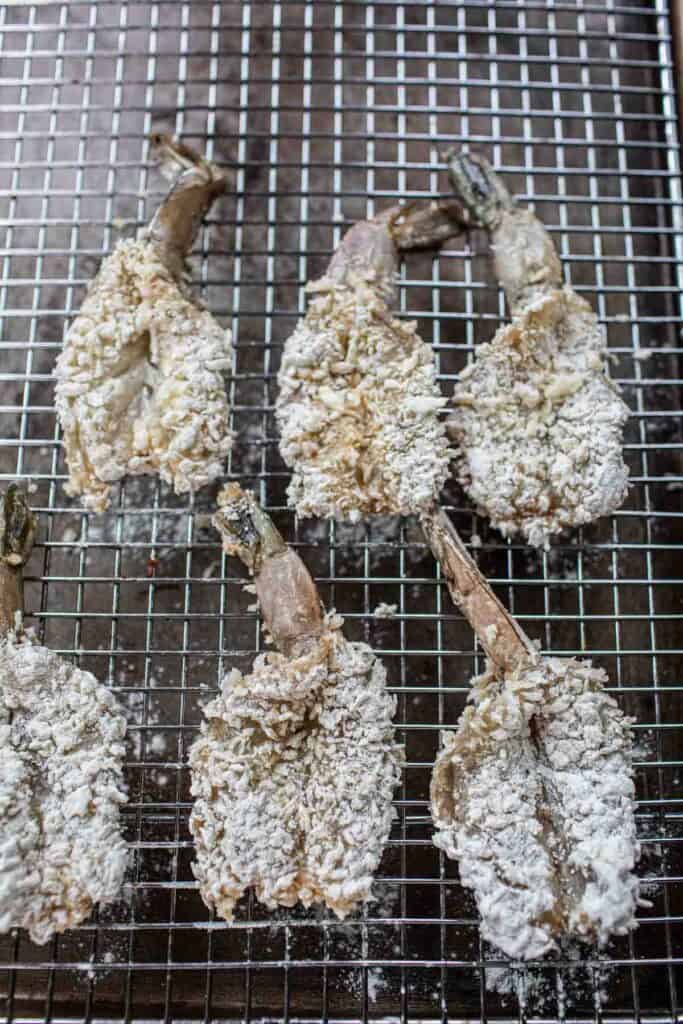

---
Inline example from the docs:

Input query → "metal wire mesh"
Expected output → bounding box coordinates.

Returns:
[0,0,681,1020]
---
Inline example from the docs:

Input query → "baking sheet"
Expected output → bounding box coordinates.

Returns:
[0,1,681,1020]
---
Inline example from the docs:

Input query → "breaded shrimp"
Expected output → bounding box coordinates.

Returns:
[421,508,641,960]
[276,200,462,521]
[189,485,402,920]
[447,152,630,547]
[0,487,128,944]
[55,135,232,512]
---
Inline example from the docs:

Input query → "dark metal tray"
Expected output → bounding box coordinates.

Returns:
[0,2,681,1020]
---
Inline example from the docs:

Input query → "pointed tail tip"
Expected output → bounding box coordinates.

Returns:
[446,149,494,186]
[444,149,511,227]
[213,484,287,574]
[0,484,36,568]
[149,131,229,190]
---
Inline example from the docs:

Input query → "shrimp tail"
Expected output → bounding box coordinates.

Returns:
[420,506,534,672]
[446,150,514,231]
[447,149,562,314]
[213,484,324,656]
[325,199,463,304]
[389,198,465,251]
[146,133,228,276]
[0,485,36,637]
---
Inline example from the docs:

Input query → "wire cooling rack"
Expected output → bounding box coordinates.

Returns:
[0,1,682,1021]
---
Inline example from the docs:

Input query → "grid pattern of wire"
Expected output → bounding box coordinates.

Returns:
[0,1,681,1021]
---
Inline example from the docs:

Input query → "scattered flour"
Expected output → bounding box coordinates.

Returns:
[82,478,195,551]
[370,881,401,919]
[366,967,389,1003]
[148,732,167,756]
[485,949,613,1012]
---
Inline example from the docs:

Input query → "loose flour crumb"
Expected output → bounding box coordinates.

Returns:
[367,967,388,1002]
[148,733,167,756]
[486,948,614,1013]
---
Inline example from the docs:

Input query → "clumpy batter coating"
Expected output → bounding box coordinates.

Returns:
[189,614,402,920]
[449,287,630,547]
[277,275,450,521]
[55,238,232,512]
[446,151,629,546]
[0,638,128,944]
[431,654,639,960]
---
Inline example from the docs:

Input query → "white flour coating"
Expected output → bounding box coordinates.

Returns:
[373,603,397,619]
[55,238,232,512]
[449,288,629,547]
[276,274,451,521]
[0,637,128,944]
[431,655,639,960]
[189,613,402,920]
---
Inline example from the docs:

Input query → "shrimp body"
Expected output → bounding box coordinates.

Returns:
[0,638,128,944]
[447,153,629,546]
[55,136,232,511]
[449,287,629,547]
[190,614,401,920]
[56,238,232,511]
[431,655,639,960]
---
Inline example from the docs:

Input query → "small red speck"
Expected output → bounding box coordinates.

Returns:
[146,558,159,578]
